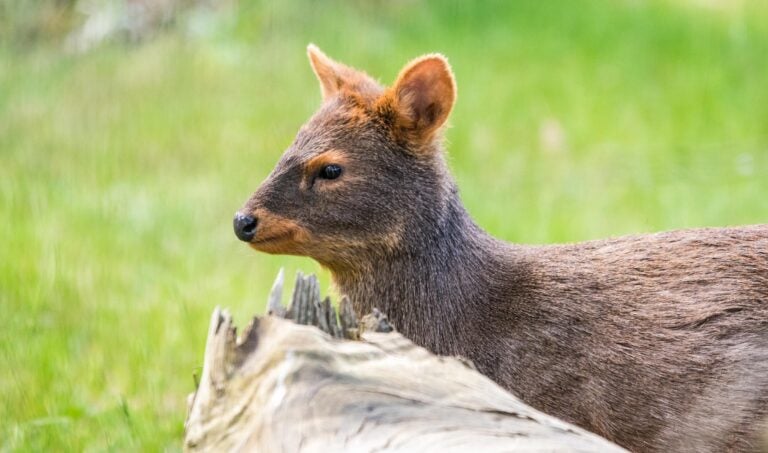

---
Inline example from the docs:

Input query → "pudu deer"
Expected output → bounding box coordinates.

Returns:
[234,45,768,452]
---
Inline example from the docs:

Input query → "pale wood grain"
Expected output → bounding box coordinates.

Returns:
[184,271,626,453]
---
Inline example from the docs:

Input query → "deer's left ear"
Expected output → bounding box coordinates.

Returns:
[378,54,456,146]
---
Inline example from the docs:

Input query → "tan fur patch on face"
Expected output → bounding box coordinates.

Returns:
[249,209,311,255]
[304,149,350,180]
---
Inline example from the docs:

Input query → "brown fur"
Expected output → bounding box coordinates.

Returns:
[248,209,311,255]
[237,46,768,452]
[303,150,350,182]
[376,54,457,146]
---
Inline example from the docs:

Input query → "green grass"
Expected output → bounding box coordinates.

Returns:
[2,0,767,450]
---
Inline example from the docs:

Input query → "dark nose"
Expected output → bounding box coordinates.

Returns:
[233,212,258,242]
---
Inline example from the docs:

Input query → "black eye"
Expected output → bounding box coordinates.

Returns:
[319,164,342,180]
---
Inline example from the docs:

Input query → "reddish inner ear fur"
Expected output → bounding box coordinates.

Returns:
[381,55,456,144]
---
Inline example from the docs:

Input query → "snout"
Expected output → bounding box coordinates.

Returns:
[233,212,258,242]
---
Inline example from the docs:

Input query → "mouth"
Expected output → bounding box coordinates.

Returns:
[240,211,310,254]
[248,230,302,254]
[252,231,294,245]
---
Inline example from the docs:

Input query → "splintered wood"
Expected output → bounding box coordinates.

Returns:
[184,270,626,452]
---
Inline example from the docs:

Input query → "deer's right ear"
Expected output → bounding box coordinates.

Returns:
[307,44,353,100]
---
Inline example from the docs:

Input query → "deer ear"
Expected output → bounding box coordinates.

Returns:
[307,44,342,99]
[307,44,371,101]
[380,54,456,145]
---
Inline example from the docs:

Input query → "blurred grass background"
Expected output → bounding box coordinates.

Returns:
[1,0,767,450]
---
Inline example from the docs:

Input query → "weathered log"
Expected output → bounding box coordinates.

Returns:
[184,270,627,452]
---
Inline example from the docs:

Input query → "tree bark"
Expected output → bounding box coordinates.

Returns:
[184,270,626,452]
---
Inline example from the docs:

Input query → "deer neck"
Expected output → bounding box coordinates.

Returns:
[331,191,512,355]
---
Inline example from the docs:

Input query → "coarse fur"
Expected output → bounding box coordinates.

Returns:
[237,45,768,452]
